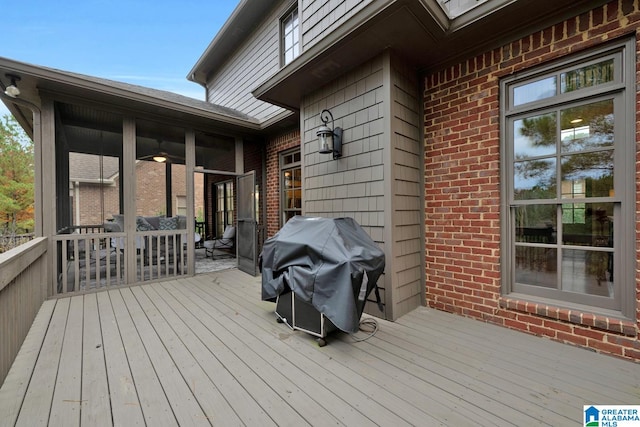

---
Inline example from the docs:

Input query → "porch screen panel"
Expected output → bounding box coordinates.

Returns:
[54,102,124,293]
[195,131,236,172]
[135,119,186,282]
[55,102,123,234]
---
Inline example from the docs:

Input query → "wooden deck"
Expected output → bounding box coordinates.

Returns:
[1,269,638,427]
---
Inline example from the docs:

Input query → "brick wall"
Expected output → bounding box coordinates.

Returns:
[423,0,640,360]
[265,129,300,238]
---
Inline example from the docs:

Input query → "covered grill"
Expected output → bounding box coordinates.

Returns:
[260,216,385,344]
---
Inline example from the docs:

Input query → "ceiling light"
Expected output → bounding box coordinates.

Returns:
[153,155,167,163]
[4,74,21,98]
[570,118,583,124]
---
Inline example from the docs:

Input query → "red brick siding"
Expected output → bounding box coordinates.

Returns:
[423,0,640,361]
[265,129,300,238]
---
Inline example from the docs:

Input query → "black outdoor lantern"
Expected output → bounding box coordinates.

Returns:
[316,109,342,159]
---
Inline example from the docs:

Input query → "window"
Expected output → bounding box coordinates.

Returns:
[281,7,299,65]
[501,40,634,317]
[175,195,187,217]
[280,149,301,225]
[215,180,234,236]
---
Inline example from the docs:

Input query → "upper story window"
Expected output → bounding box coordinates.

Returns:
[501,39,635,318]
[281,7,299,65]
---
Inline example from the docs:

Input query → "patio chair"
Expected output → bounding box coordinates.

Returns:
[204,225,235,258]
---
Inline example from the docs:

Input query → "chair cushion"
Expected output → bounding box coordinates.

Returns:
[143,216,161,230]
[176,215,187,230]
[103,221,121,232]
[159,216,178,230]
[222,226,236,239]
[136,216,155,231]
[113,214,125,232]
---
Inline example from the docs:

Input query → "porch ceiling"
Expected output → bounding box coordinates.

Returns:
[254,0,609,111]
[0,56,263,143]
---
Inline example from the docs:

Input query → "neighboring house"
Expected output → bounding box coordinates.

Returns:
[68,153,204,227]
[1,0,638,361]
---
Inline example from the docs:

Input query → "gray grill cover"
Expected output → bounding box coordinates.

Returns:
[260,216,385,333]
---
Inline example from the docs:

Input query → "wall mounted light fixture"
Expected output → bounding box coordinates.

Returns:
[316,109,342,159]
[4,74,21,98]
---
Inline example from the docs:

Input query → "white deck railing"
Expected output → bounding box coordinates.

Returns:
[0,237,48,385]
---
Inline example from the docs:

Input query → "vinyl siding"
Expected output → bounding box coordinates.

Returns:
[205,3,290,122]
[301,0,374,50]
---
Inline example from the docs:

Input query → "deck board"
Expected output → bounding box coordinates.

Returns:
[49,295,84,427]
[0,300,55,427]
[95,291,145,427]
[80,293,112,427]
[204,274,456,426]
[143,281,274,426]
[1,269,639,427]
[121,287,210,427]
[210,271,530,426]
[16,297,70,427]
[159,279,312,427]
[171,280,349,426]
[131,285,243,426]
[108,288,176,426]
[400,309,640,399]
[182,277,406,427]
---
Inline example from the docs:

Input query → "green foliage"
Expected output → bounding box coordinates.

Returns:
[520,114,556,147]
[0,114,34,235]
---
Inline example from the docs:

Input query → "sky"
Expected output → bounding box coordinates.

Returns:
[1,0,241,117]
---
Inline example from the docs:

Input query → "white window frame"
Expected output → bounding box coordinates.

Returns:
[280,4,300,66]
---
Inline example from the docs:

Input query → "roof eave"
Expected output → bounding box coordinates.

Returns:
[253,0,609,110]
[187,0,280,85]
[0,57,262,133]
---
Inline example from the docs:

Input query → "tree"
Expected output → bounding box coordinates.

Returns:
[0,114,34,236]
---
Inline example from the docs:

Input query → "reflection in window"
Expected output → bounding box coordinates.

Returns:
[514,113,557,158]
[561,249,613,297]
[513,158,556,200]
[513,76,556,106]
[515,246,557,288]
[560,100,614,152]
[215,180,234,237]
[515,204,556,243]
[282,7,299,65]
[561,59,614,93]
[561,180,585,224]
[280,149,301,225]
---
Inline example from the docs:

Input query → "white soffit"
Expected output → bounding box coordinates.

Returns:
[438,0,490,19]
